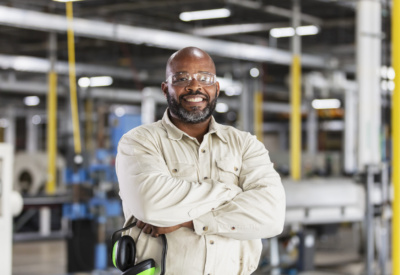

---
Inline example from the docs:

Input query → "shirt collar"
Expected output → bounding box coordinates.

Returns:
[161,109,227,143]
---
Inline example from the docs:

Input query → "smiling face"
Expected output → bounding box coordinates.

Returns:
[161,47,220,124]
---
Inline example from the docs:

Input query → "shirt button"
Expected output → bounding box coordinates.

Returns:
[210,240,214,245]
[234,167,238,171]
[172,169,178,173]
[201,149,206,153]
[231,226,236,230]
[203,226,208,231]
[204,176,208,180]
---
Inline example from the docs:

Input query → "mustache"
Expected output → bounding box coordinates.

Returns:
[179,90,209,101]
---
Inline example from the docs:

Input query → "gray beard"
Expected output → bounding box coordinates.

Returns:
[166,90,218,124]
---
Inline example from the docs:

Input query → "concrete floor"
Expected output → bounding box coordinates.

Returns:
[12,233,390,275]
[13,240,67,275]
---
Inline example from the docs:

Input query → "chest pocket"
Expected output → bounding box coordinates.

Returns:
[216,158,241,186]
[168,162,198,182]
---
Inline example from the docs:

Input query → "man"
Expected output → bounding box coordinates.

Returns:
[116,47,285,275]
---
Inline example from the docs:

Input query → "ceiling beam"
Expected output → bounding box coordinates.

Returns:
[225,0,323,26]
[190,18,354,37]
[0,53,147,80]
[0,5,327,68]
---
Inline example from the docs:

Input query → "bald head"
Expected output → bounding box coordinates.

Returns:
[165,47,216,79]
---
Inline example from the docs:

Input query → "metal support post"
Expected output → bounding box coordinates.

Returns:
[365,164,378,275]
[392,0,400,273]
[46,32,58,195]
[290,0,302,180]
[66,2,82,155]
[356,0,382,171]
[0,143,14,275]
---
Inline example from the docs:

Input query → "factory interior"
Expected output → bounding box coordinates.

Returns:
[0,0,399,274]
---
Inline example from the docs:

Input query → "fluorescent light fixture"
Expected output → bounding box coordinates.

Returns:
[52,0,83,2]
[180,8,231,22]
[24,96,40,106]
[74,154,84,165]
[312,99,341,109]
[296,25,319,36]
[78,76,113,87]
[115,106,126,117]
[216,102,229,113]
[270,27,295,38]
[0,118,9,128]
[388,80,395,91]
[270,25,319,38]
[217,77,242,96]
[78,77,91,87]
[32,115,42,125]
[381,80,388,91]
[387,67,395,80]
[380,66,388,79]
[224,86,242,96]
[89,76,113,87]
[250,68,260,78]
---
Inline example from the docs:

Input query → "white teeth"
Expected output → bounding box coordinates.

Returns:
[186,97,203,102]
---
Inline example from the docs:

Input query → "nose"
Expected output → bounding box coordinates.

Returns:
[185,78,202,91]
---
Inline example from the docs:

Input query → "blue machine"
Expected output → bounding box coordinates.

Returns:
[63,112,142,270]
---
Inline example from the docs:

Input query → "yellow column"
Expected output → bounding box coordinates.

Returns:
[66,2,82,154]
[392,0,400,273]
[290,55,302,180]
[254,91,263,141]
[46,71,57,194]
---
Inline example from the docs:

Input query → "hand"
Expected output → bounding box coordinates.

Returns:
[136,220,194,238]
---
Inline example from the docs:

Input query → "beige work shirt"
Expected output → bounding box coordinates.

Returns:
[116,109,286,275]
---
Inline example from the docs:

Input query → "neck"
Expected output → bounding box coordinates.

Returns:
[169,112,211,143]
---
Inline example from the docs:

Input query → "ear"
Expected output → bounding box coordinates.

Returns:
[161,82,168,99]
[216,81,220,98]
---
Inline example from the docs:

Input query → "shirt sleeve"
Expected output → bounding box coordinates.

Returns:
[192,133,286,240]
[116,132,242,227]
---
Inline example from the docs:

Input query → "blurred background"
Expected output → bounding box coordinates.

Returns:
[0,0,398,274]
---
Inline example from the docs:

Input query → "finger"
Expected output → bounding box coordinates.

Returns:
[151,230,160,238]
[136,220,146,229]
[142,224,153,235]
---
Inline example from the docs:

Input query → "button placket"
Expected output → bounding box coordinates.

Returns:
[199,141,210,184]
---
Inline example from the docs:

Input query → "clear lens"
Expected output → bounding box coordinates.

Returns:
[168,72,216,86]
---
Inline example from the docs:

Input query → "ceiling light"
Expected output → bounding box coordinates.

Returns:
[24,96,40,106]
[89,76,113,87]
[179,8,231,22]
[270,27,295,38]
[78,77,90,88]
[52,0,83,2]
[387,67,395,80]
[388,81,395,91]
[270,25,319,38]
[216,102,229,113]
[0,118,9,128]
[78,76,113,87]
[32,115,42,125]
[312,99,341,109]
[250,68,260,78]
[296,25,319,36]
[115,107,126,117]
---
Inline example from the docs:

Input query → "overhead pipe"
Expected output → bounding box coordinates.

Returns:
[0,5,326,68]
[0,53,146,80]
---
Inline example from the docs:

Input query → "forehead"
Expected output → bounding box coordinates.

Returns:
[167,54,216,75]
